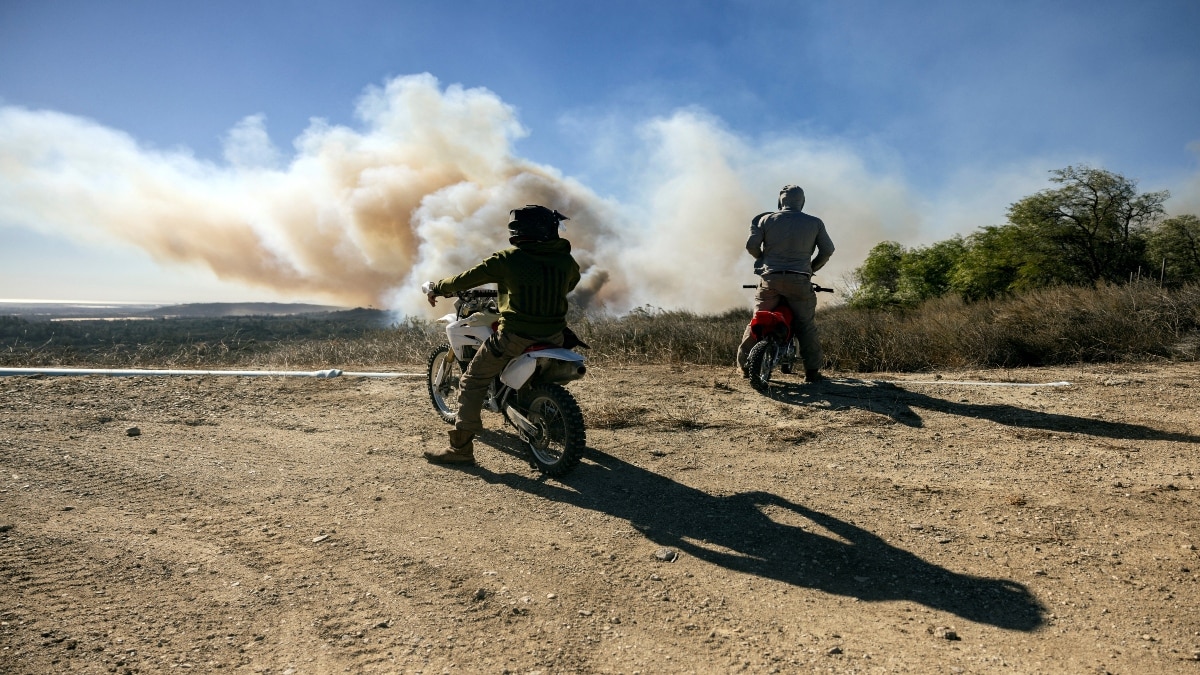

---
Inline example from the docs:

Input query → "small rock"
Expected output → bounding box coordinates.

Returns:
[148,528,157,534]
[827,646,843,655]
[126,427,141,437]
[1182,543,1196,551]
[473,588,487,601]
[62,506,74,512]
[931,626,960,640]
[654,548,678,562]
[1033,569,1047,576]
[908,523,924,530]
[312,535,330,543]
[375,620,392,629]
[937,537,952,544]
[546,593,556,599]
[0,524,14,532]
[578,609,592,616]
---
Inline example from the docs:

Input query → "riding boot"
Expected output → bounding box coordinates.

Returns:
[805,369,826,383]
[423,430,476,465]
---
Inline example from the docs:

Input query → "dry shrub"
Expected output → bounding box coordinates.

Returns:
[658,399,712,430]
[818,281,1200,371]
[575,307,749,366]
[8,283,1196,372]
[585,401,653,430]
[764,428,819,446]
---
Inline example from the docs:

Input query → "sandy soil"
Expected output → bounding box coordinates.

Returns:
[1,360,1199,673]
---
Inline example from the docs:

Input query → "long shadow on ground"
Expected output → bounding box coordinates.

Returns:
[471,432,1046,632]
[770,378,1200,442]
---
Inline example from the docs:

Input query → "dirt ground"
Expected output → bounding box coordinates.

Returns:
[1,360,1199,674]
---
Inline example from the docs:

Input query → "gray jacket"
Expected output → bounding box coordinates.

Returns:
[746,207,835,276]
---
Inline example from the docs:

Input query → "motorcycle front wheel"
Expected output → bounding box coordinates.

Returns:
[518,384,586,477]
[746,339,777,392]
[426,345,462,424]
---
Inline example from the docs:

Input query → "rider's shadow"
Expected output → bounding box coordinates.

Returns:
[771,378,1200,443]
[467,437,1046,632]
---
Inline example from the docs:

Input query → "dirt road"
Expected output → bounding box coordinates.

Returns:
[2,361,1198,673]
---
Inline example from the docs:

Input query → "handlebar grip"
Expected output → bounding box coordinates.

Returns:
[458,289,499,298]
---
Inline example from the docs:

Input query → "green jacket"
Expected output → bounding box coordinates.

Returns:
[433,239,581,338]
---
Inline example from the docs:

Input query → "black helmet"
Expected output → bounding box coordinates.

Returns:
[508,205,567,244]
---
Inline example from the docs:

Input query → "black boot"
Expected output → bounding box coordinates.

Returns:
[805,369,826,383]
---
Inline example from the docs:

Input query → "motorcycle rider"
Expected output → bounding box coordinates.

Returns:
[422,205,581,465]
[736,185,835,383]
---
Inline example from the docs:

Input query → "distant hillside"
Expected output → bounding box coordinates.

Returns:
[0,301,353,320]
[142,302,348,318]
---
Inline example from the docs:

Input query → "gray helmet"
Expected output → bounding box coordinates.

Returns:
[778,185,805,210]
[508,205,567,245]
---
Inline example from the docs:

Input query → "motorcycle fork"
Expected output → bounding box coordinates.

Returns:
[780,337,798,368]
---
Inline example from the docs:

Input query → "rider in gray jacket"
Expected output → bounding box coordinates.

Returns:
[736,185,835,382]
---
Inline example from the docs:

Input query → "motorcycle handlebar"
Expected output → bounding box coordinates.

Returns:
[742,283,834,293]
[457,289,499,298]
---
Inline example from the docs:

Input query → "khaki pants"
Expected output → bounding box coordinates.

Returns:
[736,273,822,372]
[455,330,564,434]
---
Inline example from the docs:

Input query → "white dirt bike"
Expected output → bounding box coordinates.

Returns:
[425,288,588,477]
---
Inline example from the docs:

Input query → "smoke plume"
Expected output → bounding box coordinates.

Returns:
[1,73,935,315]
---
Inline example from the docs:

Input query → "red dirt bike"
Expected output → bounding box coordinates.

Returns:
[741,282,833,392]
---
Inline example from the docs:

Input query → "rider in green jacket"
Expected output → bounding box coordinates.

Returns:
[423,205,580,465]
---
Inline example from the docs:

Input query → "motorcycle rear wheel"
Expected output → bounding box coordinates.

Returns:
[427,345,462,424]
[518,384,586,477]
[746,339,777,392]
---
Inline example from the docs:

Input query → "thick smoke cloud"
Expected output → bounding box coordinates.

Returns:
[1,73,977,315]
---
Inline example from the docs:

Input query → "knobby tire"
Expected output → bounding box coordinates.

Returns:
[518,383,586,477]
[746,340,776,392]
[426,345,461,424]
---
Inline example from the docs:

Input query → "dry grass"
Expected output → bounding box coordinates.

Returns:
[585,400,654,430]
[5,282,1197,373]
[817,281,1200,372]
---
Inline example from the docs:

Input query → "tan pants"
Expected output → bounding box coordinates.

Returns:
[736,273,822,372]
[455,330,564,434]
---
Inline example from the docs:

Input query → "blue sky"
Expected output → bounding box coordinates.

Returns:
[2,0,1199,308]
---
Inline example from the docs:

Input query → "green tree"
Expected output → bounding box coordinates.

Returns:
[1006,165,1167,284]
[848,241,904,308]
[1147,213,1200,284]
[947,224,1059,300]
[848,238,967,308]
[897,236,967,303]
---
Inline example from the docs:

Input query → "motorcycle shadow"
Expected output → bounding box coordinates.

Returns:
[469,444,1046,632]
[769,377,1200,443]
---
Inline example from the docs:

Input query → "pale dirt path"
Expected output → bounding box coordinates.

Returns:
[1,362,1198,673]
